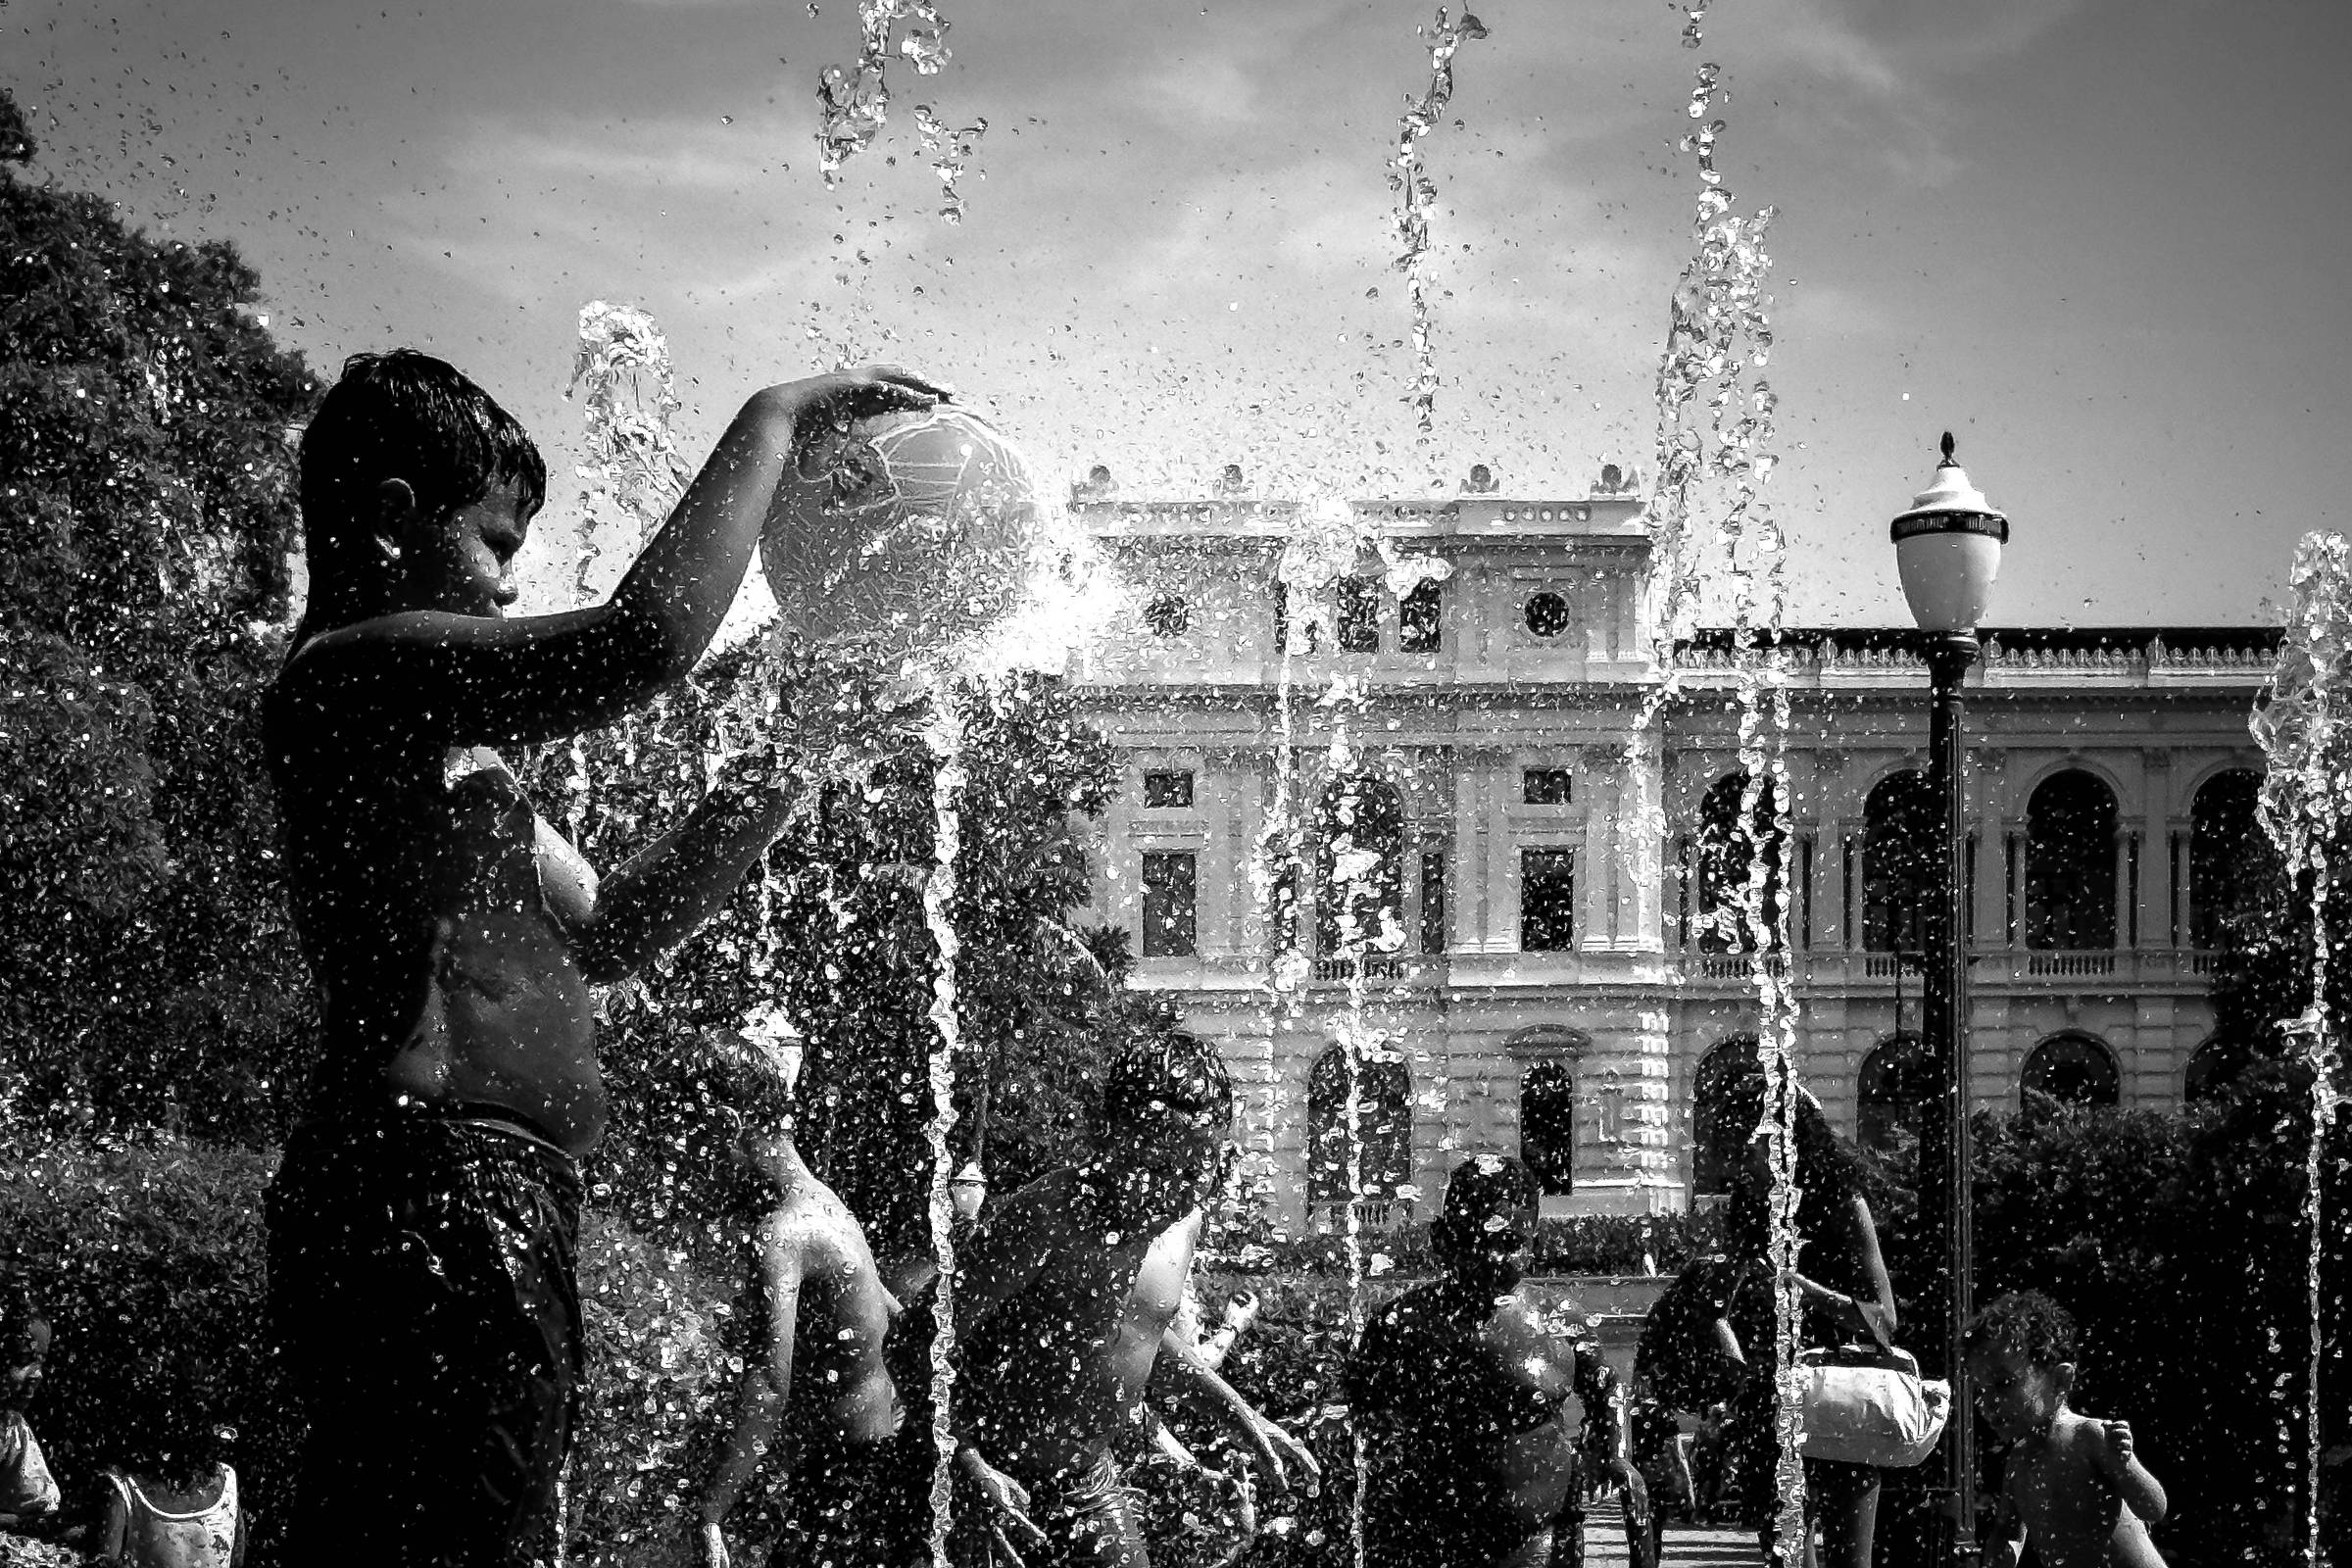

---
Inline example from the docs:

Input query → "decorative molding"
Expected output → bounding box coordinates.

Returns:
[2140,749,2173,773]
[1972,748,2007,776]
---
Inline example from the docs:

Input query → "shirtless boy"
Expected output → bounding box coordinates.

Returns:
[949,1032,1317,1568]
[694,1024,912,1568]
[1965,1291,2169,1568]
[1346,1153,1650,1568]
[264,350,943,1566]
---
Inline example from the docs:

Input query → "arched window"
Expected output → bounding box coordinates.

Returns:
[1307,1044,1413,1211]
[2024,771,2119,951]
[2022,1032,2120,1108]
[2190,769,2271,951]
[1522,1060,1577,1196]
[1857,1034,1937,1158]
[2183,1035,2253,1103]
[1862,771,1938,956]
[1316,776,1406,957]
[1690,1037,1758,1197]
[1692,773,1789,955]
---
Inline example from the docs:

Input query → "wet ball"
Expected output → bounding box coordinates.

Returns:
[761,405,1054,665]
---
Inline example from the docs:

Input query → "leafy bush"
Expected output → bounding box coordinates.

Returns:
[1246,1207,1723,1280]
[0,1134,292,1553]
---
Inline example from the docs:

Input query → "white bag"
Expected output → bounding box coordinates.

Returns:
[1796,1345,1951,1469]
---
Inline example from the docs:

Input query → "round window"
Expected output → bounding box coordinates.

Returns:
[1144,594,1191,637]
[1524,591,1572,638]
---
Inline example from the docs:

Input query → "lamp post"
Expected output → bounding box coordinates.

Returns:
[1890,432,2008,1566]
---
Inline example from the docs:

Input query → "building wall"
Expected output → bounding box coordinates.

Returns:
[1070,493,2275,1234]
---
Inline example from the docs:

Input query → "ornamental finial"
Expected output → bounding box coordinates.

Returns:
[1939,430,1957,466]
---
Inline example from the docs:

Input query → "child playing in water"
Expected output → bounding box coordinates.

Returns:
[1965,1291,2169,1568]
[693,1022,915,1568]
[264,349,945,1567]
[0,1296,59,1536]
[95,1428,243,1568]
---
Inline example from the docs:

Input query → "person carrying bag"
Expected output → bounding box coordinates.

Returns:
[1796,1315,1951,1471]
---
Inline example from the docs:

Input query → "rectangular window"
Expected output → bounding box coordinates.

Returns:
[1399,580,1443,653]
[1522,768,1573,806]
[1419,850,1447,955]
[1141,852,1199,957]
[1521,849,1577,952]
[1141,770,1194,809]
[1337,576,1381,653]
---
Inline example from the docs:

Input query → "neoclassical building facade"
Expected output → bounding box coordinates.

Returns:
[1066,481,2278,1230]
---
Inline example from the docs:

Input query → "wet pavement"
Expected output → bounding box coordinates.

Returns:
[1580,1500,1759,1566]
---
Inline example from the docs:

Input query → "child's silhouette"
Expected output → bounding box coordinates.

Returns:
[263,351,944,1567]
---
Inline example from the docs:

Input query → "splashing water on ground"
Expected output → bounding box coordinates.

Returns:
[2250,530,2352,1565]
[1386,8,1487,434]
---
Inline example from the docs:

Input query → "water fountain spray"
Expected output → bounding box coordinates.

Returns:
[1387,7,1488,434]
[2250,530,2352,1565]
[919,692,967,1568]
[1637,3,1805,1552]
[817,0,980,215]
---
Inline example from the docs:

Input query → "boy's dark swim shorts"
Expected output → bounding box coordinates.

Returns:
[765,1424,929,1568]
[268,1111,582,1568]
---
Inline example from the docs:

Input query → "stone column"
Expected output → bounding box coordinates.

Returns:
[2136,749,2173,953]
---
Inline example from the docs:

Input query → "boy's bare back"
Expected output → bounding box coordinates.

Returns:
[2000,1411,2166,1568]
[760,1179,903,1447]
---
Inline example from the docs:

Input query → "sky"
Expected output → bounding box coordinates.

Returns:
[8,0,2348,628]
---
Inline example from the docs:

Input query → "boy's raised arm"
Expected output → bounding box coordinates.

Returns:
[565,759,803,982]
[2098,1420,2167,1524]
[286,369,944,750]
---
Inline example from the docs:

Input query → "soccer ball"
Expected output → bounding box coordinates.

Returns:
[761,405,1054,665]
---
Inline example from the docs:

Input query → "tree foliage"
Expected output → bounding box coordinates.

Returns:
[0,87,319,1140]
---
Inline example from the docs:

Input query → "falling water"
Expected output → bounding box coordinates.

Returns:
[919,692,968,1568]
[568,300,688,606]
[1638,2,1804,1554]
[1386,7,1488,433]
[2250,530,2352,1564]
[817,0,976,215]
[1252,493,1446,1561]
[913,104,986,224]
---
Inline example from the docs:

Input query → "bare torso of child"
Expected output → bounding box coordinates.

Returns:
[2005,1412,2166,1568]
[268,674,608,1156]
[763,1183,904,1449]
[1351,1279,1592,1546]
[956,1170,1200,1487]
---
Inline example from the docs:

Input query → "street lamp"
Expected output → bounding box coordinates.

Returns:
[1890,431,2008,1566]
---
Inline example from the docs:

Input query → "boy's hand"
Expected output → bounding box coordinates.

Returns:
[1239,1409,1320,1494]
[960,1447,1048,1568]
[761,366,953,458]
[2105,1420,2134,1466]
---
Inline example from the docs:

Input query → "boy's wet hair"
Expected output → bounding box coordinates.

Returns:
[1964,1289,2078,1369]
[297,349,546,573]
[1102,1030,1235,1128]
[1434,1152,1540,1254]
[692,1024,800,1131]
